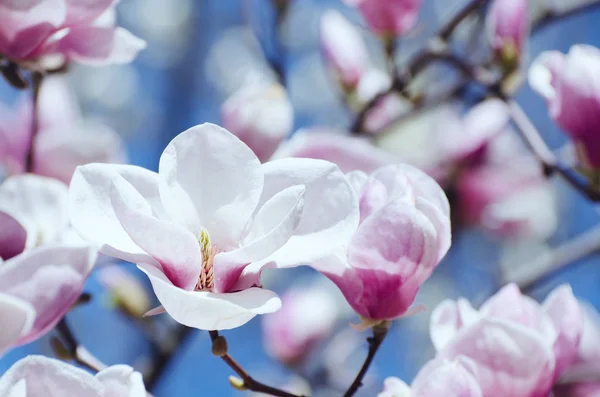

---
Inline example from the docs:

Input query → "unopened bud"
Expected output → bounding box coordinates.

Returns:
[228,376,247,390]
[50,337,73,361]
[211,335,228,357]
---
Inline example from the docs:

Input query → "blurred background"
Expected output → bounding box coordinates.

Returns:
[1,0,600,396]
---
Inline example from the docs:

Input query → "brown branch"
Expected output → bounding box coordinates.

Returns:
[532,0,600,34]
[439,0,488,41]
[24,71,43,173]
[55,318,107,372]
[341,324,389,397]
[208,331,306,397]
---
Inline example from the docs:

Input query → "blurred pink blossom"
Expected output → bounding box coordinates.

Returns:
[0,0,145,67]
[343,0,423,35]
[0,355,146,396]
[319,10,369,89]
[313,164,450,322]
[529,44,600,168]
[221,83,293,162]
[0,76,126,183]
[262,283,339,366]
[69,123,359,330]
[554,383,600,397]
[431,284,584,397]
[487,0,528,63]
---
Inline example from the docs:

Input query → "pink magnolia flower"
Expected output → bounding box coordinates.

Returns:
[554,383,600,397]
[342,0,423,35]
[69,123,359,330]
[529,44,600,168]
[272,128,395,173]
[313,164,451,322]
[0,0,145,66]
[431,284,584,397]
[0,76,126,183]
[378,358,482,397]
[487,0,528,63]
[262,283,339,366]
[0,355,146,397]
[319,10,369,89]
[221,83,293,163]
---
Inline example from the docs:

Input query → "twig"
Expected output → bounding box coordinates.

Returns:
[341,324,389,397]
[55,318,107,372]
[506,224,600,291]
[208,331,306,397]
[438,0,488,41]
[24,71,43,172]
[532,0,600,34]
[268,0,289,83]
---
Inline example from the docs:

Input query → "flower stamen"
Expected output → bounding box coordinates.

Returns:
[196,229,217,291]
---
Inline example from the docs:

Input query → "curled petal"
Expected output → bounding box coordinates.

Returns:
[138,264,281,330]
[0,211,27,261]
[0,294,35,357]
[95,365,147,397]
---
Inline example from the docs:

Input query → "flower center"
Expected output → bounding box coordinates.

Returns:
[195,229,218,291]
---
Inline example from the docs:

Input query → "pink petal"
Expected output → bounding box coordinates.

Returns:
[543,285,584,377]
[0,99,31,175]
[358,177,388,222]
[0,211,27,261]
[138,264,281,330]
[411,358,482,397]
[0,293,35,357]
[158,123,263,249]
[560,302,600,383]
[378,377,410,397]
[430,298,479,351]
[110,175,202,291]
[64,0,116,26]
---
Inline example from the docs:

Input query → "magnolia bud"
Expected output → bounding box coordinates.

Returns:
[342,0,423,36]
[487,0,528,72]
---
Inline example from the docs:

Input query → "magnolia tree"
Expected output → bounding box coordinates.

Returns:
[0,0,600,396]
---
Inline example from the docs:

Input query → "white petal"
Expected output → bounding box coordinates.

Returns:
[158,124,263,248]
[95,365,146,397]
[138,264,281,330]
[528,50,564,102]
[69,164,165,264]
[255,158,359,268]
[0,294,35,357]
[0,174,68,248]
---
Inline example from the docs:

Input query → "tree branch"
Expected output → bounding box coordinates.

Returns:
[208,331,306,397]
[55,318,107,373]
[341,324,389,397]
[532,0,600,34]
[24,71,43,173]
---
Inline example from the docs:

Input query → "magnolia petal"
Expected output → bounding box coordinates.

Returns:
[0,0,65,42]
[0,355,103,397]
[64,0,115,26]
[430,298,479,351]
[95,365,147,397]
[0,174,68,249]
[415,197,451,268]
[256,158,359,268]
[0,211,27,261]
[411,358,482,397]
[358,178,388,222]
[143,306,166,317]
[139,264,281,330]
[543,285,584,377]
[346,170,369,194]
[0,294,35,357]
[440,318,556,397]
[69,164,164,265]
[0,245,97,345]
[377,376,410,397]
[158,124,263,249]
[528,50,565,103]
[214,185,306,293]
[110,175,201,290]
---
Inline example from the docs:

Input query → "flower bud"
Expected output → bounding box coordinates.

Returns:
[343,0,423,36]
[320,10,369,89]
[487,0,528,71]
[221,83,293,162]
[97,265,151,318]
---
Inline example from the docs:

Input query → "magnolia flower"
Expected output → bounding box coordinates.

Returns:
[313,164,451,323]
[487,0,528,66]
[262,283,339,366]
[379,358,483,397]
[69,123,358,330]
[0,355,146,397]
[272,128,395,173]
[319,10,369,89]
[221,83,293,162]
[529,44,600,168]
[342,0,423,35]
[431,284,583,397]
[554,383,600,397]
[0,0,145,66]
[0,76,126,183]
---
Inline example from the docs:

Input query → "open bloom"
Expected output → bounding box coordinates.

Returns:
[0,355,145,397]
[313,164,451,322]
[319,10,369,89]
[342,0,423,35]
[487,0,528,66]
[69,123,358,330]
[0,0,145,66]
[0,76,126,183]
[379,358,482,397]
[431,284,583,397]
[262,283,339,366]
[529,44,600,168]
[221,83,293,162]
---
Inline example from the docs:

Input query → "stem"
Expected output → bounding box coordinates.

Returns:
[24,71,43,173]
[341,325,389,397]
[268,0,288,83]
[532,0,600,34]
[208,331,305,397]
[507,224,600,291]
[438,0,487,41]
[56,318,107,372]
